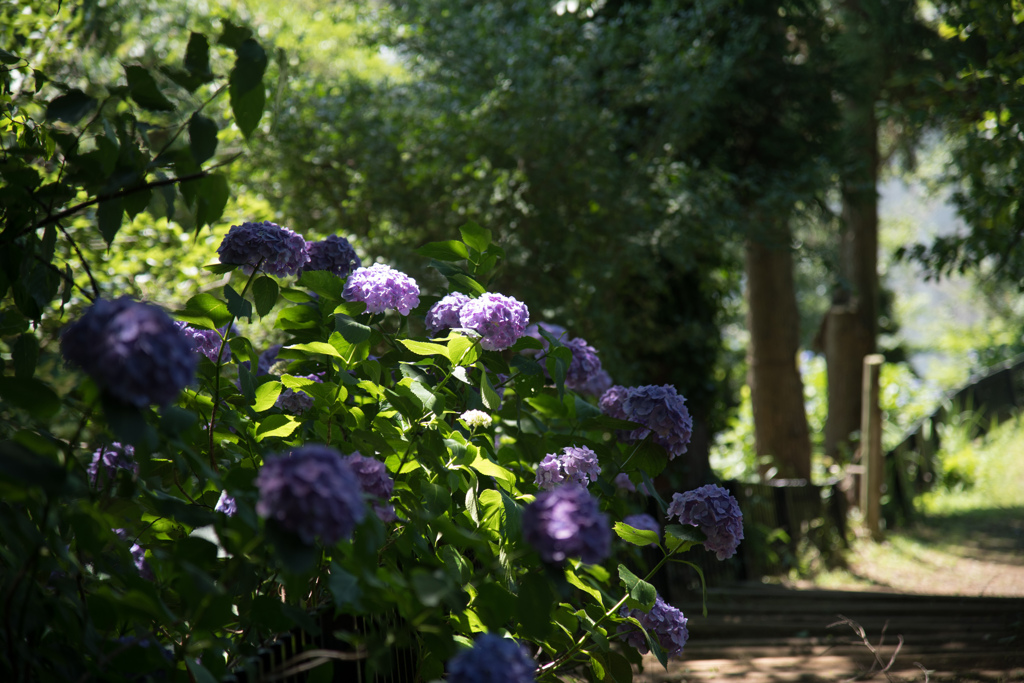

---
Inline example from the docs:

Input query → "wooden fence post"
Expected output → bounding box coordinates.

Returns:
[860,354,885,541]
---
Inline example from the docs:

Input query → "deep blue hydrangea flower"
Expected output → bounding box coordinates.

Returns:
[342,263,420,315]
[600,385,693,460]
[61,297,197,407]
[87,442,137,487]
[618,595,689,657]
[113,528,154,581]
[459,293,529,351]
[424,292,471,336]
[275,373,323,414]
[564,337,608,396]
[667,484,744,560]
[302,235,361,278]
[447,633,536,683]
[522,484,611,564]
[215,490,237,516]
[343,453,397,522]
[217,221,310,277]
[534,446,601,490]
[175,321,231,364]
[623,513,661,545]
[255,445,367,545]
[256,344,284,376]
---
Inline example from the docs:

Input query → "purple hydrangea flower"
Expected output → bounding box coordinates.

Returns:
[255,445,367,545]
[534,446,601,490]
[599,385,629,420]
[61,297,197,407]
[175,321,231,364]
[215,490,237,516]
[217,221,310,277]
[522,484,611,564]
[113,528,154,581]
[601,385,693,460]
[343,263,420,315]
[614,473,652,496]
[343,453,397,522]
[256,344,284,376]
[459,293,529,351]
[302,235,361,278]
[667,484,744,560]
[623,513,661,545]
[618,595,689,657]
[563,337,608,396]
[447,633,536,683]
[522,322,568,355]
[424,292,471,336]
[275,373,323,413]
[87,442,137,487]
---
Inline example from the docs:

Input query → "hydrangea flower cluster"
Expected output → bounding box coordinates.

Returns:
[522,485,610,564]
[623,513,661,545]
[342,263,421,315]
[534,446,601,490]
[256,344,284,376]
[275,373,323,414]
[667,484,744,560]
[215,490,237,516]
[255,446,366,545]
[424,292,471,336]
[87,442,137,487]
[61,297,197,407]
[342,453,396,522]
[617,595,689,657]
[459,293,530,351]
[613,473,651,496]
[217,221,310,277]
[460,409,493,429]
[447,633,536,683]
[113,529,154,581]
[563,337,611,397]
[302,235,361,278]
[522,321,568,353]
[175,321,231,364]
[599,385,693,459]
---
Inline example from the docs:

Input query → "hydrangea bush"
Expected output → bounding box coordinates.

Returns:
[0,221,745,683]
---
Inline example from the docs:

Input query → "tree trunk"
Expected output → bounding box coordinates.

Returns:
[745,227,812,481]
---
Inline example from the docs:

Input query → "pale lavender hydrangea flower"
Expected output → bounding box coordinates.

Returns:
[534,446,601,490]
[343,263,420,315]
[564,337,608,396]
[578,368,613,398]
[614,473,652,496]
[623,513,661,545]
[447,633,536,683]
[61,297,196,407]
[87,442,137,487]
[113,529,154,581]
[342,453,396,523]
[275,373,323,413]
[302,235,361,278]
[255,446,367,545]
[217,221,310,277]
[459,293,529,351]
[667,484,744,560]
[522,484,611,564]
[600,385,693,459]
[618,595,689,657]
[215,490,237,516]
[425,292,471,336]
[175,321,231,364]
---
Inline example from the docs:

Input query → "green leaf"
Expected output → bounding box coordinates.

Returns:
[0,376,60,420]
[617,564,657,611]
[194,173,229,228]
[606,651,634,683]
[328,562,361,610]
[44,89,96,123]
[122,186,152,219]
[460,221,492,252]
[255,414,300,440]
[231,39,268,93]
[445,333,479,365]
[184,293,233,329]
[252,275,278,318]
[218,19,253,50]
[0,48,20,65]
[224,284,252,321]
[203,262,238,275]
[287,341,342,359]
[613,522,660,547]
[480,367,501,410]
[334,314,371,344]
[416,240,469,262]
[253,381,282,411]
[515,573,554,639]
[664,524,705,554]
[189,114,218,165]
[12,332,39,379]
[230,82,265,139]
[186,661,219,683]
[299,270,345,300]
[565,567,603,605]
[97,196,124,246]
[450,273,487,296]
[398,339,449,358]
[124,65,175,111]
[184,32,213,80]
[467,452,515,490]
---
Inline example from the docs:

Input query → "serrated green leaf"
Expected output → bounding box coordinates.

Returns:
[184,293,233,328]
[565,568,604,605]
[287,341,342,358]
[204,262,238,274]
[459,221,491,252]
[224,284,252,321]
[617,564,657,611]
[398,339,449,357]
[613,521,660,547]
[194,173,229,228]
[450,273,487,295]
[416,240,469,262]
[480,366,501,410]
[231,81,264,138]
[299,270,344,300]
[0,376,60,420]
[0,48,20,65]
[97,196,123,245]
[253,381,282,411]
[184,32,213,80]
[124,65,174,111]
[467,452,515,490]
[664,524,704,554]
[189,114,218,165]
[44,89,96,123]
[334,314,371,344]
[255,414,299,440]
[252,275,278,318]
